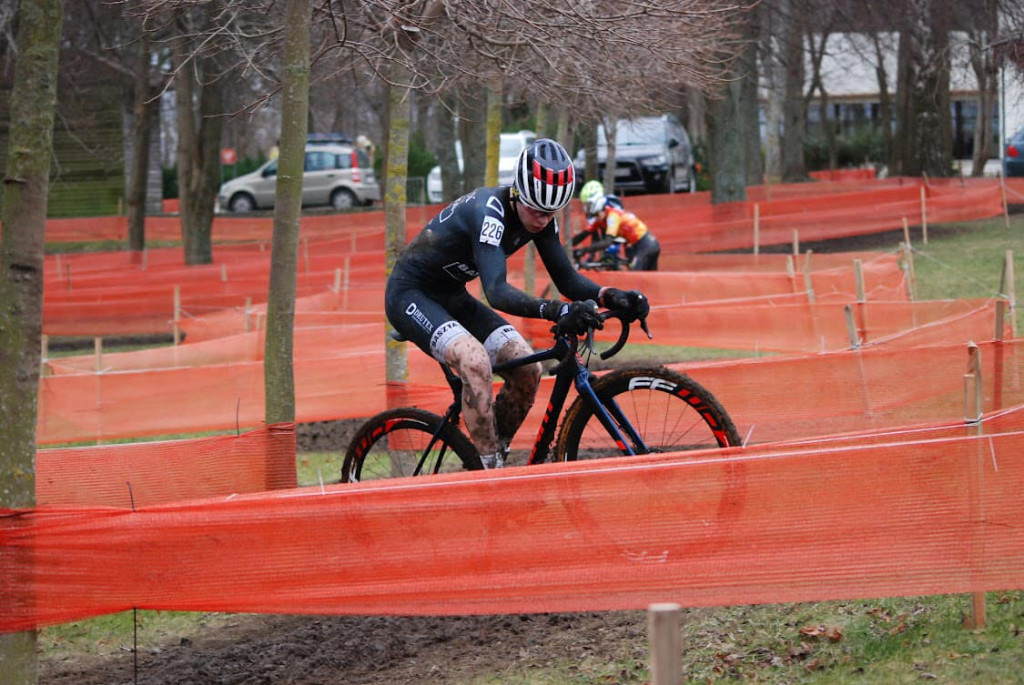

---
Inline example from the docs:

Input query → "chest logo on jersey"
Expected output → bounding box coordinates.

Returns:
[479,216,504,246]
[443,262,478,281]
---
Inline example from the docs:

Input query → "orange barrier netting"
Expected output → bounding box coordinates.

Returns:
[36,424,296,508]
[41,214,914,339]
[5,409,1024,631]
[37,327,1022,449]
[18,177,1009,250]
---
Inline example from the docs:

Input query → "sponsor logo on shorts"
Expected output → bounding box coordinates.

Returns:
[404,302,434,333]
[430,320,465,358]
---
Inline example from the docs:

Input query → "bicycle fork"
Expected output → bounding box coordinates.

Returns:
[573,370,648,457]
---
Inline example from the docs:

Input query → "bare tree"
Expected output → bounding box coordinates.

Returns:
[264,0,312,425]
[0,0,63,681]
[895,0,953,177]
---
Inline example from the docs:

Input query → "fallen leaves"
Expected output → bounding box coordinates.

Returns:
[799,624,844,642]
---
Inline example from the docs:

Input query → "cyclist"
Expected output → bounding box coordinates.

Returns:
[579,194,661,271]
[385,139,649,469]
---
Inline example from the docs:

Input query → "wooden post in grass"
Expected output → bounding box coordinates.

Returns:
[333,267,341,292]
[900,241,917,301]
[920,185,929,244]
[854,259,867,343]
[1000,169,1010,229]
[753,203,760,256]
[40,334,49,377]
[803,250,815,304]
[173,285,181,345]
[844,305,860,348]
[220,263,228,282]
[244,297,252,333]
[648,603,681,685]
[999,250,1017,334]
[94,337,102,372]
[963,343,986,629]
[343,256,351,310]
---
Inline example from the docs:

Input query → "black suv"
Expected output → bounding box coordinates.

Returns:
[574,114,696,194]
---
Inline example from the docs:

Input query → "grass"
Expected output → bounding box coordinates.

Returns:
[38,212,1024,682]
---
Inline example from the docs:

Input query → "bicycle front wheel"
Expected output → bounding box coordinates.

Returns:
[555,366,741,461]
[342,408,480,482]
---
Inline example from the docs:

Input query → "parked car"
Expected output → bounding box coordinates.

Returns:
[1005,126,1024,178]
[574,114,696,195]
[426,130,536,204]
[217,142,379,213]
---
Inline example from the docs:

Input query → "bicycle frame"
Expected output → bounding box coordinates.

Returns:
[423,323,649,471]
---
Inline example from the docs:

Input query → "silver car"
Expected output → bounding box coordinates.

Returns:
[217,143,380,212]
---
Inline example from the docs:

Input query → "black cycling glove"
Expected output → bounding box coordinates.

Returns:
[541,299,603,334]
[601,288,650,320]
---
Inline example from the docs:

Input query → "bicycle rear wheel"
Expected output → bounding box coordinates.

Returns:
[342,408,480,482]
[555,366,741,461]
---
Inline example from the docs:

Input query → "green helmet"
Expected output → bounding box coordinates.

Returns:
[579,180,603,205]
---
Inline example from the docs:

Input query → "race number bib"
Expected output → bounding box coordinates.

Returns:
[479,216,504,246]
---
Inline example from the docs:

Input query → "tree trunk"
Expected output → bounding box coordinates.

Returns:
[871,34,895,172]
[127,34,153,255]
[896,0,953,177]
[781,0,806,182]
[459,86,487,190]
[761,4,784,182]
[173,8,222,266]
[969,6,998,177]
[435,94,461,203]
[264,0,311,425]
[0,0,63,680]
[708,78,749,204]
[385,65,411,388]
[601,115,617,197]
[739,7,763,187]
[485,76,502,187]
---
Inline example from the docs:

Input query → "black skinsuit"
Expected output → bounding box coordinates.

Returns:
[385,186,602,361]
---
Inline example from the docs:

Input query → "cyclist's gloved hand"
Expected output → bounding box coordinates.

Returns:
[543,299,603,335]
[601,288,650,321]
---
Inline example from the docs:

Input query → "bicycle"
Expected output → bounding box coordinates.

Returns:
[572,238,631,272]
[342,308,741,482]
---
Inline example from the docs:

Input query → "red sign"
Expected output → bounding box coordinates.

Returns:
[220,148,237,165]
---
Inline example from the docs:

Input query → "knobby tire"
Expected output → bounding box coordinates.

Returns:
[555,366,741,461]
[342,408,480,482]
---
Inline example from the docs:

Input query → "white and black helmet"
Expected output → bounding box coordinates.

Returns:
[513,138,576,212]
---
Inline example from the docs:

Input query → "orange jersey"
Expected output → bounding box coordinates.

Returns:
[602,207,648,245]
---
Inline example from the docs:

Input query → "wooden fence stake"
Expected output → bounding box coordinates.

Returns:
[94,337,103,373]
[173,285,181,345]
[343,256,351,310]
[844,305,860,348]
[40,334,49,377]
[962,343,986,629]
[920,185,928,244]
[900,242,917,302]
[753,203,760,256]
[648,603,681,685]
[792,229,799,256]
[244,297,252,333]
[803,249,815,304]
[999,249,1016,334]
[1000,168,1011,229]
